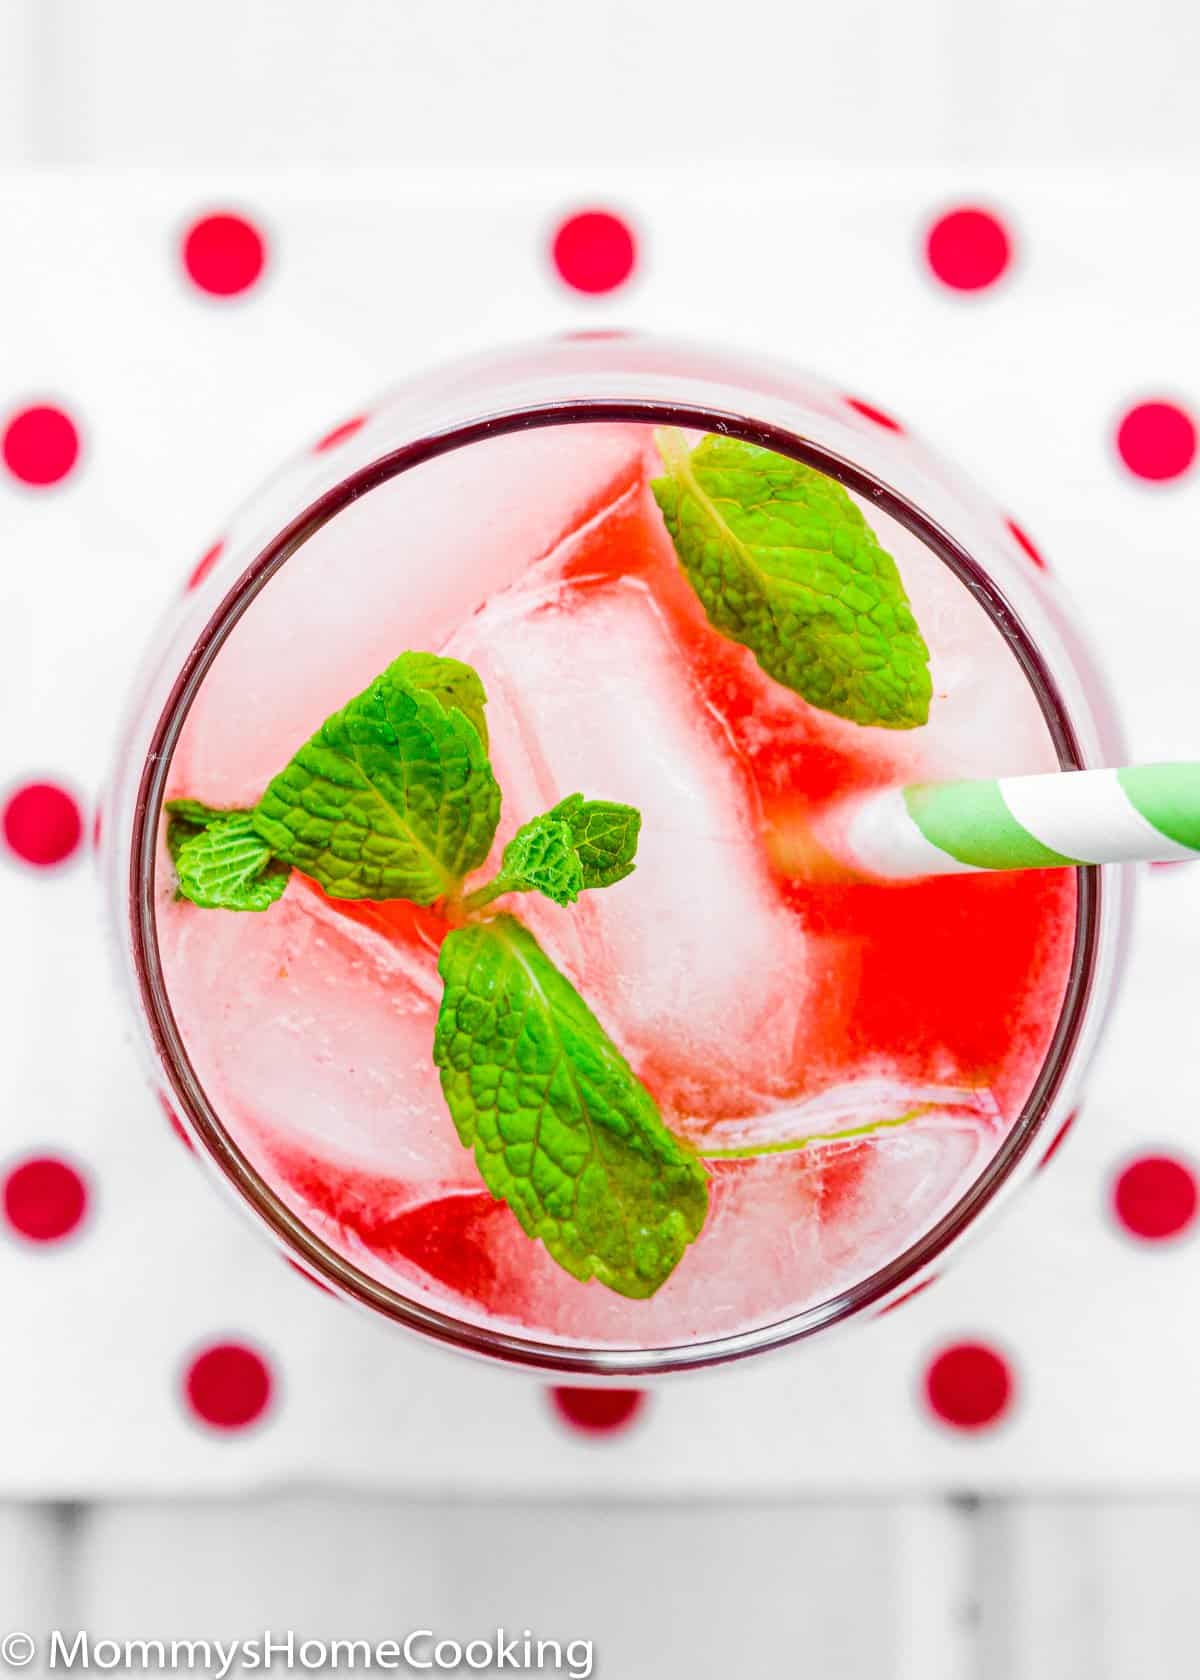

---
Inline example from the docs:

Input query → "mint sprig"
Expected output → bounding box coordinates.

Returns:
[651,429,932,729]
[434,914,708,1298]
[166,651,700,1298]
[700,1106,929,1161]
[467,814,584,909]
[463,795,641,912]
[252,655,501,904]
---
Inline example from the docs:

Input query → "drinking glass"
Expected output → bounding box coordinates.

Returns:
[102,335,1129,1376]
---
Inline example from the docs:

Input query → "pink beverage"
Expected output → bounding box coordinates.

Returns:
[106,339,1126,1373]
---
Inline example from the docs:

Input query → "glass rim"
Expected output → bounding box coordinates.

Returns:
[128,393,1102,1378]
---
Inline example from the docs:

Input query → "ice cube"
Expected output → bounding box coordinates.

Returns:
[169,423,654,807]
[447,568,818,1124]
[161,864,469,1189]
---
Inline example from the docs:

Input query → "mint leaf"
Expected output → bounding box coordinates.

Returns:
[174,812,291,912]
[164,797,231,829]
[433,914,709,1298]
[392,651,490,751]
[165,799,231,868]
[549,794,640,888]
[463,796,641,911]
[651,429,932,729]
[492,814,584,906]
[252,655,501,904]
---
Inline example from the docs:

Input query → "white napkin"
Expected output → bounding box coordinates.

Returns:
[2,167,1198,1493]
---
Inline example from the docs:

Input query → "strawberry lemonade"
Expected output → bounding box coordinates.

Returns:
[110,340,1121,1370]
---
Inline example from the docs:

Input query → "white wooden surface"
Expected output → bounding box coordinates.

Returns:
[5,0,1200,170]
[0,1499,961,1678]
[0,1496,1196,1678]
[3,0,1195,1670]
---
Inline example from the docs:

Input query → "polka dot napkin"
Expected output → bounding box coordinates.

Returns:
[3,167,1200,1494]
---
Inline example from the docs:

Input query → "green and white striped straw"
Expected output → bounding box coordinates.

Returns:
[814,763,1200,879]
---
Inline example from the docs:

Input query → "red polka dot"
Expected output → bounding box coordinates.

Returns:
[924,1342,1014,1431]
[925,207,1012,292]
[314,416,367,453]
[183,1342,274,1431]
[181,213,267,298]
[550,1386,646,1435]
[3,782,83,867]
[3,1157,88,1243]
[1115,401,1196,483]
[551,211,636,295]
[1039,1107,1078,1169]
[1008,518,1048,571]
[3,405,80,487]
[1112,1153,1198,1241]
[846,396,903,433]
[186,540,224,591]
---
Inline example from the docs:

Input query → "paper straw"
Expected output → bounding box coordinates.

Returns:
[810,763,1200,880]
